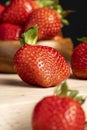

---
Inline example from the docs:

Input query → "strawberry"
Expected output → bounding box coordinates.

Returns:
[71,40,87,79]
[0,4,5,16]
[0,0,37,25]
[13,26,70,88]
[32,82,85,130]
[24,7,62,40]
[0,23,22,40]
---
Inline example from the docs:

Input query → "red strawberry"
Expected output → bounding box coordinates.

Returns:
[32,82,85,130]
[14,45,70,87]
[0,23,22,40]
[0,0,36,25]
[71,41,87,79]
[0,4,5,16]
[13,26,70,88]
[24,7,62,40]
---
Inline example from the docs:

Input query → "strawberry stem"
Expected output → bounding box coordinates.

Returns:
[20,25,38,45]
[55,81,85,104]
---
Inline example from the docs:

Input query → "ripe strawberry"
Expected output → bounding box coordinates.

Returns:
[14,45,70,87]
[0,4,5,16]
[71,41,87,79]
[24,7,62,40]
[0,0,36,25]
[32,82,85,130]
[13,26,70,88]
[0,23,22,40]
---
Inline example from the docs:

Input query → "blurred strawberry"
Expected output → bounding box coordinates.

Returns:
[24,7,62,40]
[32,82,85,130]
[0,23,22,40]
[0,4,5,16]
[14,26,70,88]
[0,0,37,25]
[71,40,87,79]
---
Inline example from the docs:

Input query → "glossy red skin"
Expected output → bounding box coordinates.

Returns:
[24,7,62,40]
[32,95,85,130]
[0,4,5,16]
[0,23,22,40]
[14,44,70,88]
[0,0,35,25]
[71,42,87,79]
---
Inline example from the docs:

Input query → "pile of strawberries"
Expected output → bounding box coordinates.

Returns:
[0,0,69,87]
[0,0,87,129]
[0,0,87,85]
[0,0,62,40]
[0,0,87,84]
[0,0,39,40]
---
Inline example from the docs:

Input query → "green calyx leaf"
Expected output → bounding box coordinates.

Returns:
[62,19,69,26]
[54,81,85,104]
[77,37,87,42]
[37,0,59,8]
[20,25,38,46]
[37,0,55,8]
[54,81,68,97]
[5,1,10,6]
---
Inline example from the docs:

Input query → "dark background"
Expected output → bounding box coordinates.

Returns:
[0,0,7,4]
[60,0,87,47]
[0,0,87,47]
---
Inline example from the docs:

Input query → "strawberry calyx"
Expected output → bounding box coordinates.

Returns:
[37,0,55,8]
[77,37,87,42]
[5,0,10,6]
[20,25,38,45]
[54,81,85,104]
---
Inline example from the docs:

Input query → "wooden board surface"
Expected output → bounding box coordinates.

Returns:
[0,74,87,130]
